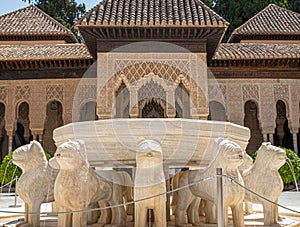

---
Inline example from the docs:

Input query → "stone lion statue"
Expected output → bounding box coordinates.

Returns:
[243,142,286,226]
[175,138,245,227]
[134,140,166,227]
[53,140,126,227]
[12,140,58,227]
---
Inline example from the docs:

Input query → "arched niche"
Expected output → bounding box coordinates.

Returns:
[43,100,63,154]
[208,101,226,121]
[13,102,32,150]
[243,100,263,153]
[115,81,130,118]
[80,101,98,121]
[175,82,190,118]
[138,80,166,118]
[274,100,293,149]
[0,103,8,162]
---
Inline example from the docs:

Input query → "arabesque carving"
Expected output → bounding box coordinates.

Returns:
[46,85,64,101]
[242,84,259,102]
[0,87,7,102]
[15,86,30,101]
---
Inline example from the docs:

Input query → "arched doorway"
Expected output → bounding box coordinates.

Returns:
[43,100,63,154]
[138,80,166,118]
[208,101,226,121]
[115,81,130,118]
[80,101,98,121]
[243,100,263,153]
[13,102,32,150]
[175,82,190,118]
[0,103,8,162]
[274,100,293,149]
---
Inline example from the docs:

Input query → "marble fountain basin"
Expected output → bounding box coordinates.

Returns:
[53,119,250,168]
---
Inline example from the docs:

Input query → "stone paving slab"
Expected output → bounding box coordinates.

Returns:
[1,192,300,226]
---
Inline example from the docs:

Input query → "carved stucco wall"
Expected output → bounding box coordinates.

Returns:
[96,52,209,120]
[0,79,81,151]
[216,79,300,137]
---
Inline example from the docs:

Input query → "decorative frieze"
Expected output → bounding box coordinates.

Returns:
[208,84,226,102]
[46,85,64,101]
[15,86,30,101]
[0,87,7,102]
[242,84,259,102]
[274,84,289,101]
[78,85,97,100]
[114,60,190,83]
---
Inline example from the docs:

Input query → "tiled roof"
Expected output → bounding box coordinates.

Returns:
[214,43,300,60]
[77,0,228,27]
[228,4,300,43]
[0,6,77,43]
[0,44,92,61]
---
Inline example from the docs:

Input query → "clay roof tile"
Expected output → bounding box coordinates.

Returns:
[77,0,228,27]
[228,4,300,42]
[0,6,77,43]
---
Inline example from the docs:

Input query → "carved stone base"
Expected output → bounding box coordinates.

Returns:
[4,214,300,227]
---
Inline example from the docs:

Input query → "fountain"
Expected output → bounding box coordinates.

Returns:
[52,118,250,227]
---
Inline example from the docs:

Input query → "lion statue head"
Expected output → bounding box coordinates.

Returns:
[212,138,245,169]
[54,140,88,170]
[255,142,286,169]
[12,140,47,172]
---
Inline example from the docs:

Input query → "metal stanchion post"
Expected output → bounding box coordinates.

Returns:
[9,177,21,208]
[217,168,224,227]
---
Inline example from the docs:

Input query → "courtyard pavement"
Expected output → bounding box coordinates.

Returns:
[0,191,300,226]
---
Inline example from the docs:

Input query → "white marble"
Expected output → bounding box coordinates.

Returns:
[12,140,58,227]
[175,138,246,227]
[243,142,286,226]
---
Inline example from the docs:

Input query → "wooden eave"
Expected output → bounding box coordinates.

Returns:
[78,25,227,61]
[210,58,300,68]
[0,34,77,43]
[229,34,300,43]
[0,58,94,70]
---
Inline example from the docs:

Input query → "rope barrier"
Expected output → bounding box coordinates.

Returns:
[0,173,299,216]
[222,174,300,215]
[0,177,17,190]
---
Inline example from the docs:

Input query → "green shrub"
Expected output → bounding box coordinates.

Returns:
[250,147,300,184]
[0,149,53,186]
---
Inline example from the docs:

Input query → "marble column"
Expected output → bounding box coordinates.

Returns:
[7,130,13,152]
[292,133,298,155]
[269,134,274,145]
[130,89,138,118]
[263,134,268,142]
[166,89,175,118]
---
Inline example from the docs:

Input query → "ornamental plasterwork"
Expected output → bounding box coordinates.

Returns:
[114,60,190,83]
[0,87,7,102]
[15,86,30,101]
[242,84,259,102]
[208,84,226,102]
[138,79,167,102]
[114,74,130,92]
[46,85,64,101]
[274,84,289,101]
[78,84,97,101]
